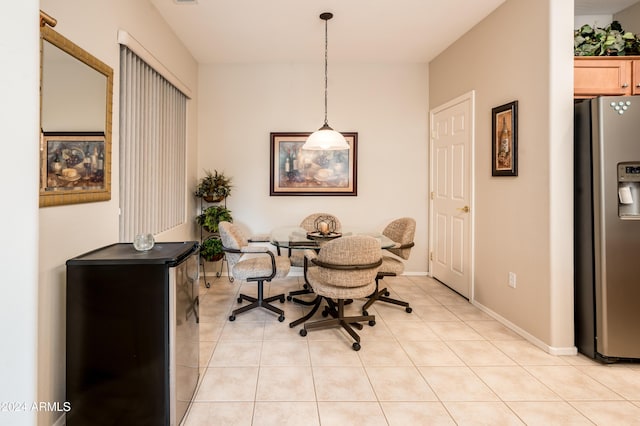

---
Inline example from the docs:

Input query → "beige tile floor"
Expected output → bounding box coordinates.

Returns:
[183,274,640,425]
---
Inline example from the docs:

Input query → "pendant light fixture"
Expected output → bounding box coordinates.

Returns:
[303,12,349,151]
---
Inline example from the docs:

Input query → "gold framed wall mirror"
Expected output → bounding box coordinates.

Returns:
[39,11,113,207]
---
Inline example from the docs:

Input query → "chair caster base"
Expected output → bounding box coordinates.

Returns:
[352,342,361,351]
[287,295,292,301]
[406,307,412,313]
[368,320,376,326]
[278,315,285,322]
[300,329,307,337]
[229,315,236,321]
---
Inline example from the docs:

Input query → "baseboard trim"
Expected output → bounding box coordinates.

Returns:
[472,300,577,356]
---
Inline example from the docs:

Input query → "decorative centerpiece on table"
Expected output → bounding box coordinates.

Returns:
[307,215,341,240]
[574,20,640,56]
[194,169,232,202]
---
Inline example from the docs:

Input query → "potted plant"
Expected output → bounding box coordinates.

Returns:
[575,21,640,56]
[196,205,233,234]
[194,169,233,202]
[200,236,224,262]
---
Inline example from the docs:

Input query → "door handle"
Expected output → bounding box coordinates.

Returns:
[457,206,470,213]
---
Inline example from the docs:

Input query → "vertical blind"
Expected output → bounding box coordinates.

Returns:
[119,46,187,242]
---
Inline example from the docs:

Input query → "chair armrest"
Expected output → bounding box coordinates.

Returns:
[386,241,415,250]
[303,249,318,262]
[311,258,382,270]
[302,250,319,287]
[223,246,278,281]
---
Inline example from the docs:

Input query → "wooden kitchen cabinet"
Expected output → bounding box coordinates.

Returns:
[633,60,640,95]
[574,57,635,97]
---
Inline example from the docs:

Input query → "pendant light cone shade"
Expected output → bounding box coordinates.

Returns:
[303,12,349,151]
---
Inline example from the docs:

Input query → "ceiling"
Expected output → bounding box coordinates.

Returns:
[150,0,639,64]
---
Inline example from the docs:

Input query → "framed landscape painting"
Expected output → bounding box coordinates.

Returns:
[270,132,357,196]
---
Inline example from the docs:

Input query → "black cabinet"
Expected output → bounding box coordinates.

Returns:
[66,242,199,425]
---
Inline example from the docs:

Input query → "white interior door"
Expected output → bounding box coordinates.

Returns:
[429,92,474,299]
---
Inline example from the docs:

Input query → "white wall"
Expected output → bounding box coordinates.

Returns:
[429,0,574,351]
[197,63,430,273]
[37,1,199,425]
[0,3,40,426]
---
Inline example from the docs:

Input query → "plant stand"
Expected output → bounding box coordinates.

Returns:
[200,254,233,288]
[198,197,234,287]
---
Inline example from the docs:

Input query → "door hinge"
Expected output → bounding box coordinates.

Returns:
[429,251,433,261]
[430,191,434,200]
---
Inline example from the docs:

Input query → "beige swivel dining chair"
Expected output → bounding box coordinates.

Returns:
[286,213,342,302]
[296,235,381,351]
[361,217,415,316]
[218,221,291,322]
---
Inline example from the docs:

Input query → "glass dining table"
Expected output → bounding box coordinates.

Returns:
[269,226,396,252]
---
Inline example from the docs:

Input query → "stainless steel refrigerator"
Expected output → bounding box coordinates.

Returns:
[575,96,640,362]
[66,241,200,425]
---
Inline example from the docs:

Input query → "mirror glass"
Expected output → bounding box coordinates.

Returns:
[42,40,106,132]
[40,25,113,207]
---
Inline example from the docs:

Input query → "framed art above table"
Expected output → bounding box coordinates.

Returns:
[270,132,357,196]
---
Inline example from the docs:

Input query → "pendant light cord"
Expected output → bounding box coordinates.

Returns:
[323,16,329,127]
[303,12,349,150]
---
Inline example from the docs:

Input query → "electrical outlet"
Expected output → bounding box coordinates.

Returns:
[508,272,516,288]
